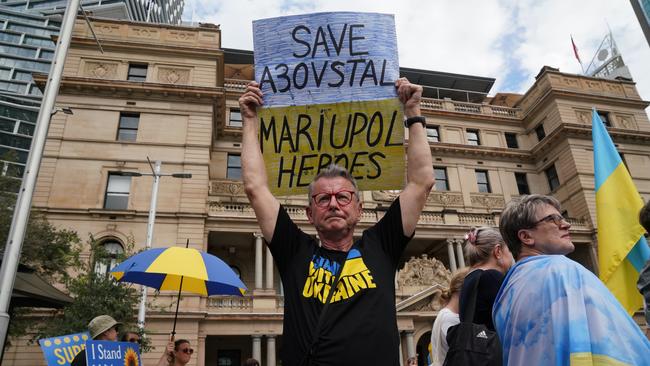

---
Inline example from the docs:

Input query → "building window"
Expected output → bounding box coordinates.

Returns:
[505,132,519,148]
[466,129,480,145]
[597,110,611,127]
[104,173,131,210]
[535,124,546,141]
[545,164,560,191]
[127,63,147,82]
[426,126,440,142]
[434,167,449,191]
[93,240,124,277]
[514,172,530,195]
[228,108,242,127]
[117,113,139,141]
[227,154,241,180]
[475,170,491,193]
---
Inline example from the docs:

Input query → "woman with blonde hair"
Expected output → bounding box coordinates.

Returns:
[430,267,469,366]
[459,227,514,331]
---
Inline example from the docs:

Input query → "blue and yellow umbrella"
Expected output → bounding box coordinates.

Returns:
[110,245,246,335]
[111,246,246,296]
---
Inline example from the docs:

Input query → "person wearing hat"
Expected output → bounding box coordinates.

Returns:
[71,315,121,366]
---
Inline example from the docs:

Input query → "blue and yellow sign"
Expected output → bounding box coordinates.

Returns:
[38,331,90,366]
[253,12,404,195]
[85,340,141,366]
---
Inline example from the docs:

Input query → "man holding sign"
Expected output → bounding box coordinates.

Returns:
[240,13,433,366]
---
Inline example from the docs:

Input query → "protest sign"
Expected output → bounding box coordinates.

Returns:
[253,12,404,195]
[85,340,141,366]
[39,332,90,366]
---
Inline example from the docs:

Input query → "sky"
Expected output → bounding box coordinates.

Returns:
[181,0,650,108]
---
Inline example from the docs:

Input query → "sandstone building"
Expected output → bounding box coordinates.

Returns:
[2,16,649,366]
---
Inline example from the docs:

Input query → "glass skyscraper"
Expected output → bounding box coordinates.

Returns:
[630,0,650,47]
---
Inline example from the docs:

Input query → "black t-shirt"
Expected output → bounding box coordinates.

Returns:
[269,199,410,366]
[458,268,504,331]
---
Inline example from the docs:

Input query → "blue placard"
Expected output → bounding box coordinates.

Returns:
[85,340,141,366]
[38,332,90,366]
[253,12,399,107]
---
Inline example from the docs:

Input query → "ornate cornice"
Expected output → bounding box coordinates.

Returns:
[32,74,225,102]
[531,122,650,157]
[429,142,534,162]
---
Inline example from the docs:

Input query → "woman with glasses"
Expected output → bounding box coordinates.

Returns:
[156,339,193,366]
[458,227,514,331]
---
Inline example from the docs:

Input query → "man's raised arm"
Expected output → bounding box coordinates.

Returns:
[396,78,435,236]
[239,82,280,242]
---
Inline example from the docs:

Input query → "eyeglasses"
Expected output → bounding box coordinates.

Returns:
[179,348,194,355]
[532,213,568,228]
[311,189,356,208]
[127,338,139,343]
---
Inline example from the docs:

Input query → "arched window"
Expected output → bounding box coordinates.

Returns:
[94,240,124,278]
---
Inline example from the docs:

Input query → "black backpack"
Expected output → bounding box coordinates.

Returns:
[443,271,502,366]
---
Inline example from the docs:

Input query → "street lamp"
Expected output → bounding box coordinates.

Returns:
[116,158,192,329]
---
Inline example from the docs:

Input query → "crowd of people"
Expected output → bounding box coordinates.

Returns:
[73,78,650,366]
[430,196,650,365]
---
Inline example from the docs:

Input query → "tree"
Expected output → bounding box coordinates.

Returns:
[1,154,151,351]
[1,153,81,338]
[35,236,152,352]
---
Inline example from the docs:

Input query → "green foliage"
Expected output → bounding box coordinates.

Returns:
[34,236,152,352]
[1,153,152,352]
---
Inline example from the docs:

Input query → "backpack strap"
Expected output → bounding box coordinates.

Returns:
[460,270,483,322]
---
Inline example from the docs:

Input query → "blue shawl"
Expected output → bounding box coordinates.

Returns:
[493,255,650,366]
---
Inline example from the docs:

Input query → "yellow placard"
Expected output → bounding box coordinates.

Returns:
[258,98,404,196]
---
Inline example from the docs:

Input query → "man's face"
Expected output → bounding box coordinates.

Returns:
[306,176,361,237]
[99,326,118,342]
[523,203,574,255]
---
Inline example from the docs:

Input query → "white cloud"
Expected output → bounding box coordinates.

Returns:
[183,0,650,110]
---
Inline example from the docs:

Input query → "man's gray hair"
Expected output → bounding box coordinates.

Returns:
[499,194,561,259]
[307,164,360,201]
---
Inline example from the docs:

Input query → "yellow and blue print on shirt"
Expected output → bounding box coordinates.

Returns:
[302,248,376,303]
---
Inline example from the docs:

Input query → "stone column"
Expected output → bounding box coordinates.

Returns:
[455,239,466,268]
[405,331,416,359]
[265,246,274,290]
[266,335,276,366]
[197,335,206,366]
[252,335,262,363]
[254,233,263,290]
[446,239,458,272]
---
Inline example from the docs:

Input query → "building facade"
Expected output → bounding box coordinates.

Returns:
[0,0,184,183]
[2,17,650,366]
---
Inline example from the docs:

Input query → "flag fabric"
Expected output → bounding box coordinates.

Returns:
[493,255,650,365]
[592,108,650,314]
[571,35,581,64]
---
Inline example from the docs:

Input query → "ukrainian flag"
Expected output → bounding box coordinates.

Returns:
[593,108,650,314]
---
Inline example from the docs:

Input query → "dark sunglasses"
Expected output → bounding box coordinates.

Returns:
[179,348,194,355]
[127,338,139,343]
